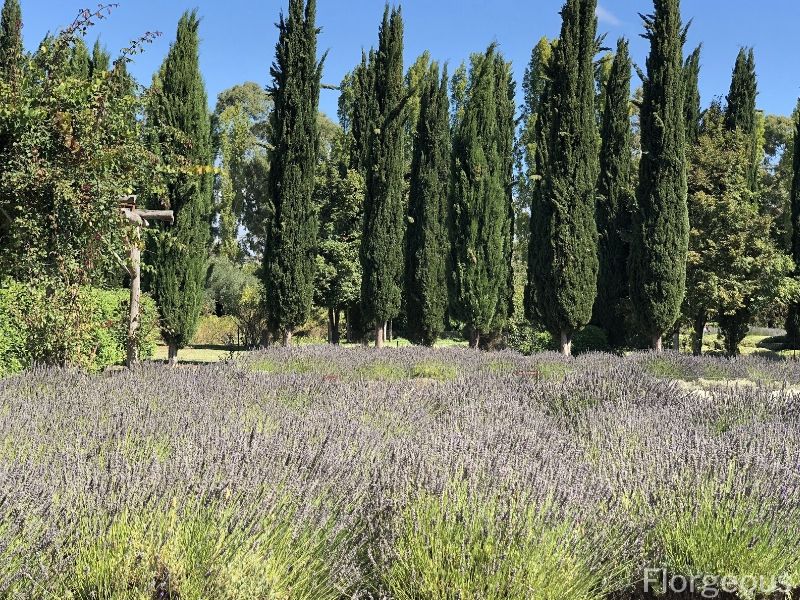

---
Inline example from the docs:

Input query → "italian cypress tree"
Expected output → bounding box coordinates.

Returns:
[90,39,111,77]
[349,50,377,174]
[592,38,632,347]
[725,48,760,191]
[148,11,213,365]
[787,114,800,346]
[0,0,21,79]
[405,64,450,346]
[628,0,688,351]
[361,5,405,348]
[527,0,599,356]
[450,46,514,349]
[683,45,702,147]
[263,0,324,346]
[69,38,91,80]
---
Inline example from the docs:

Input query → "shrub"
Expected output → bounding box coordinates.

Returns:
[572,325,610,354]
[0,282,157,376]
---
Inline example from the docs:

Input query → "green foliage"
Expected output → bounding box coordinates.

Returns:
[725,47,762,193]
[0,0,22,78]
[264,0,324,338]
[683,45,702,148]
[449,46,515,345]
[684,104,793,356]
[65,497,345,600]
[361,6,406,330]
[405,63,450,346]
[593,38,633,347]
[629,0,689,344]
[787,108,800,346]
[146,11,214,352]
[527,0,599,346]
[0,282,157,376]
[206,256,268,348]
[386,483,609,600]
[213,82,272,259]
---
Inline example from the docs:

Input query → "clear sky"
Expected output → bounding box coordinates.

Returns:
[18,0,800,120]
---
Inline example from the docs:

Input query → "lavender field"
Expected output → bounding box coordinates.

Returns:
[2,348,800,599]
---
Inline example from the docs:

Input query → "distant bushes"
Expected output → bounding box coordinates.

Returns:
[0,281,157,376]
[508,323,610,355]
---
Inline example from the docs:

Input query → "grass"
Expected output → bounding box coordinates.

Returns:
[151,344,245,364]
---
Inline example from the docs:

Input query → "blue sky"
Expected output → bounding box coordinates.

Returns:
[19,1,800,119]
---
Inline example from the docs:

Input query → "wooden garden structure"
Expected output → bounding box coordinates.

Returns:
[118,195,174,367]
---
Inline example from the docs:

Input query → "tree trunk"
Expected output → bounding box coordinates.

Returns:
[559,330,572,357]
[375,322,385,348]
[346,307,352,343]
[282,329,293,347]
[167,342,178,367]
[126,229,141,368]
[327,308,334,344]
[651,333,663,352]
[332,310,341,345]
[469,329,480,349]
[387,320,393,342]
[672,329,681,352]
[692,315,706,356]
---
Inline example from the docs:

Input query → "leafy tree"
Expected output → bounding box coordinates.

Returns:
[628,0,688,351]
[684,104,792,356]
[0,9,158,366]
[68,37,91,80]
[315,164,364,344]
[263,0,324,346]
[405,64,450,346]
[761,106,799,255]
[206,256,268,348]
[527,0,599,356]
[146,11,214,365]
[0,0,22,78]
[213,82,272,260]
[450,46,514,349]
[787,111,800,346]
[361,5,406,348]
[683,45,701,147]
[592,38,632,347]
[90,39,110,76]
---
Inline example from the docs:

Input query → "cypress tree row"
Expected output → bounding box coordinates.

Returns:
[683,45,702,147]
[405,64,450,346]
[592,38,632,347]
[629,0,688,351]
[361,6,405,348]
[349,50,377,174]
[787,114,800,346]
[263,0,324,346]
[147,11,214,365]
[450,46,514,349]
[527,0,599,356]
[0,0,21,79]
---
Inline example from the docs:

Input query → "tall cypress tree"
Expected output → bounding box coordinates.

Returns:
[683,45,702,147]
[263,0,324,346]
[361,5,405,348]
[592,38,632,347]
[527,0,599,356]
[450,46,514,349]
[725,47,760,191]
[148,11,213,365]
[629,0,688,351]
[405,64,450,346]
[787,114,800,346]
[0,0,21,79]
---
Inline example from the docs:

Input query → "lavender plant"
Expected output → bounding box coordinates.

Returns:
[0,348,798,599]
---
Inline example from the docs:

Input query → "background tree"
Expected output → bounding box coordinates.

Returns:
[263,0,324,346]
[146,11,214,365]
[527,0,599,356]
[360,5,406,348]
[0,0,22,79]
[405,64,450,346]
[787,112,800,346]
[725,47,762,192]
[684,104,792,356]
[592,38,632,347]
[450,46,514,349]
[683,45,702,147]
[212,82,272,260]
[628,0,688,351]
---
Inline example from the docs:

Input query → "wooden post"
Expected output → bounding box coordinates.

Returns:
[126,226,142,367]
[118,196,173,369]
